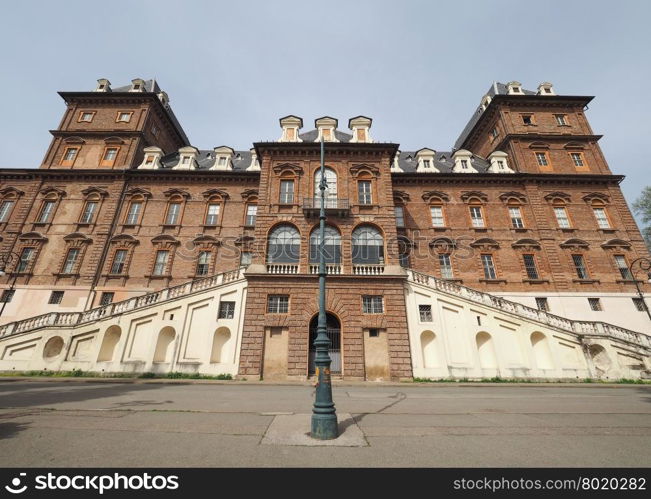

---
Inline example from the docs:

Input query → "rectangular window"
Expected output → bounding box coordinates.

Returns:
[80,201,98,224]
[570,152,585,167]
[0,200,14,222]
[481,254,497,280]
[509,206,524,228]
[100,292,114,306]
[521,114,533,125]
[588,298,602,311]
[37,200,56,223]
[78,111,94,122]
[153,250,169,276]
[593,207,610,229]
[439,253,453,279]
[523,254,539,280]
[422,159,431,169]
[165,203,181,225]
[0,289,15,303]
[116,112,132,122]
[535,152,549,167]
[62,248,80,274]
[356,129,366,141]
[279,180,294,204]
[218,301,236,319]
[554,206,571,228]
[17,247,35,273]
[395,206,405,228]
[555,114,568,126]
[633,298,647,312]
[49,291,64,305]
[419,304,432,322]
[61,147,79,166]
[572,254,589,279]
[535,297,549,312]
[460,159,469,169]
[430,206,445,227]
[245,205,257,226]
[205,203,220,225]
[490,127,499,140]
[217,157,227,166]
[195,251,211,276]
[470,206,485,227]
[125,202,142,224]
[399,252,409,268]
[240,251,252,267]
[101,147,119,166]
[368,328,380,337]
[362,295,383,314]
[110,250,127,274]
[358,180,372,205]
[614,255,632,280]
[267,295,289,314]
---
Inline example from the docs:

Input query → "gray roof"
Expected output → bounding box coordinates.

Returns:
[299,129,353,142]
[159,149,254,171]
[395,151,490,173]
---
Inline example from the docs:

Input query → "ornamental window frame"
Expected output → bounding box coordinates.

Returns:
[100,146,120,167]
[77,111,96,123]
[116,111,133,123]
[60,146,80,167]
[104,234,139,278]
[0,187,22,224]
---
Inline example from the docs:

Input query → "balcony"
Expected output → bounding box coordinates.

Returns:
[352,264,385,276]
[303,198,350,217]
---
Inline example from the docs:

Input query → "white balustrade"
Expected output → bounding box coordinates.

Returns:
[352,264,384,276]
[267,264,299,274]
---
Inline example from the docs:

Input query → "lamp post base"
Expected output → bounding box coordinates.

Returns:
[311,413,339,440]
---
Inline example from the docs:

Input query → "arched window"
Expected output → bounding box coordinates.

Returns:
[352,226,384,264]
[315,167,337,200]
[267,225,300,263]
[309,226,341,263]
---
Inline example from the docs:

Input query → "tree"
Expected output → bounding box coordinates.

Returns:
[632,186,651,249]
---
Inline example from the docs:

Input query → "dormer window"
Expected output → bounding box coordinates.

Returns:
[286,128,296,141]
[507,81,524,95]
[322,129,332,141]
[512,86,521,93]
[145,155,154,165]
[133,84,141,90]
[182,156,190,165]
[130,78,146,93]
[356,129,366,141]
[423,160,431,169]
[461,160,468,169]
[95,78,111,92]
[218,157,227,166]
[279,115,303,142]
[497,160,505,170]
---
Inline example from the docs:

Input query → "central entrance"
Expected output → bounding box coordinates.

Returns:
[308,313,341,375]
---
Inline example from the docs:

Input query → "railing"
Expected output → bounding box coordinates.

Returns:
[353,264,385,276]
[266,264,299,274]
[408,269,651,350]
[309,265,342,275]
[0,268,246,339]
[302,198,350,211]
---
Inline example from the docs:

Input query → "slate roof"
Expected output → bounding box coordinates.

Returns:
[395,151,490,173]
[298,129,353,142]
[158,149,253,171]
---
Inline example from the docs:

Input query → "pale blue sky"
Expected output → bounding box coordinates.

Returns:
[1,0,649,214]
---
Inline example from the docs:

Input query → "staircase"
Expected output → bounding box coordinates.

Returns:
[408,270,651,352]
[0,267,246,339]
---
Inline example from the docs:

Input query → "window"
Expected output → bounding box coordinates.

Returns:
[555,114,568,126]
[419,304,432,322]
[78,111,94,122]
[153,250,169,276]
[535,152,549,167]
[267,225,300,263]
[315,167,337,199]
[309,226,341,264]
[490,127,499,140]
[196,251,211,276]
[116,112,132,123]
[240,251,252,267]
[570,152,585,167]
[460,160,469,170]
[395,207,405,228]
[205,203,220,225]
[423,160,431,169]
[470,206,485,228]
[37,200,56,223]
[61,147,79,166]
[509,206,524,228]
[110,250,128,274]
[62,248,80,274]
[535,297,549,312]
[0,200,15,222]
[358,180,372,205]
[217,157,227,167]
[554,206,571,228]
[165,202,181,225]
[614,255,632,280]
[633,298,647,312]
[279,180,294,204]
[181,156,190,165]
[218,301,235,319]
[368,328,380,337]
[49,291,64,305]
[523,254,539,280]
[439,254,453,279]
[572,254,589,279]
[151,125,160,137]
[79,201,98,224]
[100,147,119,167]
[0,289,15,303]
[497,160,506,170]
[16,247,35,273]
[521,114,533,125]
[245,205,257,226]
[145,155,155,166]
[593,207,610,229]
[267,295,289,314]
[356,129,366,141]
[430,206,445,227]
[481,254,497,280]
[352,226,384,264]
[100,292,114,306]
[588,298,602,311]
[399,252,409,268]
[362,295,383,314]
[125,201,142,225]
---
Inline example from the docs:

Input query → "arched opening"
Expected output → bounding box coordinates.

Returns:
[476,332,498,369]
[588,344,612,375]
[267,224,300,263]
[420,330,438,368]
[97,325,122,362]
[153,326,176,363]
[43,336,64,359]
[530,332,554,370]
[309,313,341,375]
[352,225,384,265]
[315,167,337,201]
[309,225,341,264]
[211,327,231,363]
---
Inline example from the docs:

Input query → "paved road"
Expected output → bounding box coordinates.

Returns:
[0,380,649,467]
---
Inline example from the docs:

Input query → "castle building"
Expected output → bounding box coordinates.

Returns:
[0,78,649,381]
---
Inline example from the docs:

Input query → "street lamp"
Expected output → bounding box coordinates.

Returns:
[628,257,651,322]
[0,251,22,319]
[310,137,338,440]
